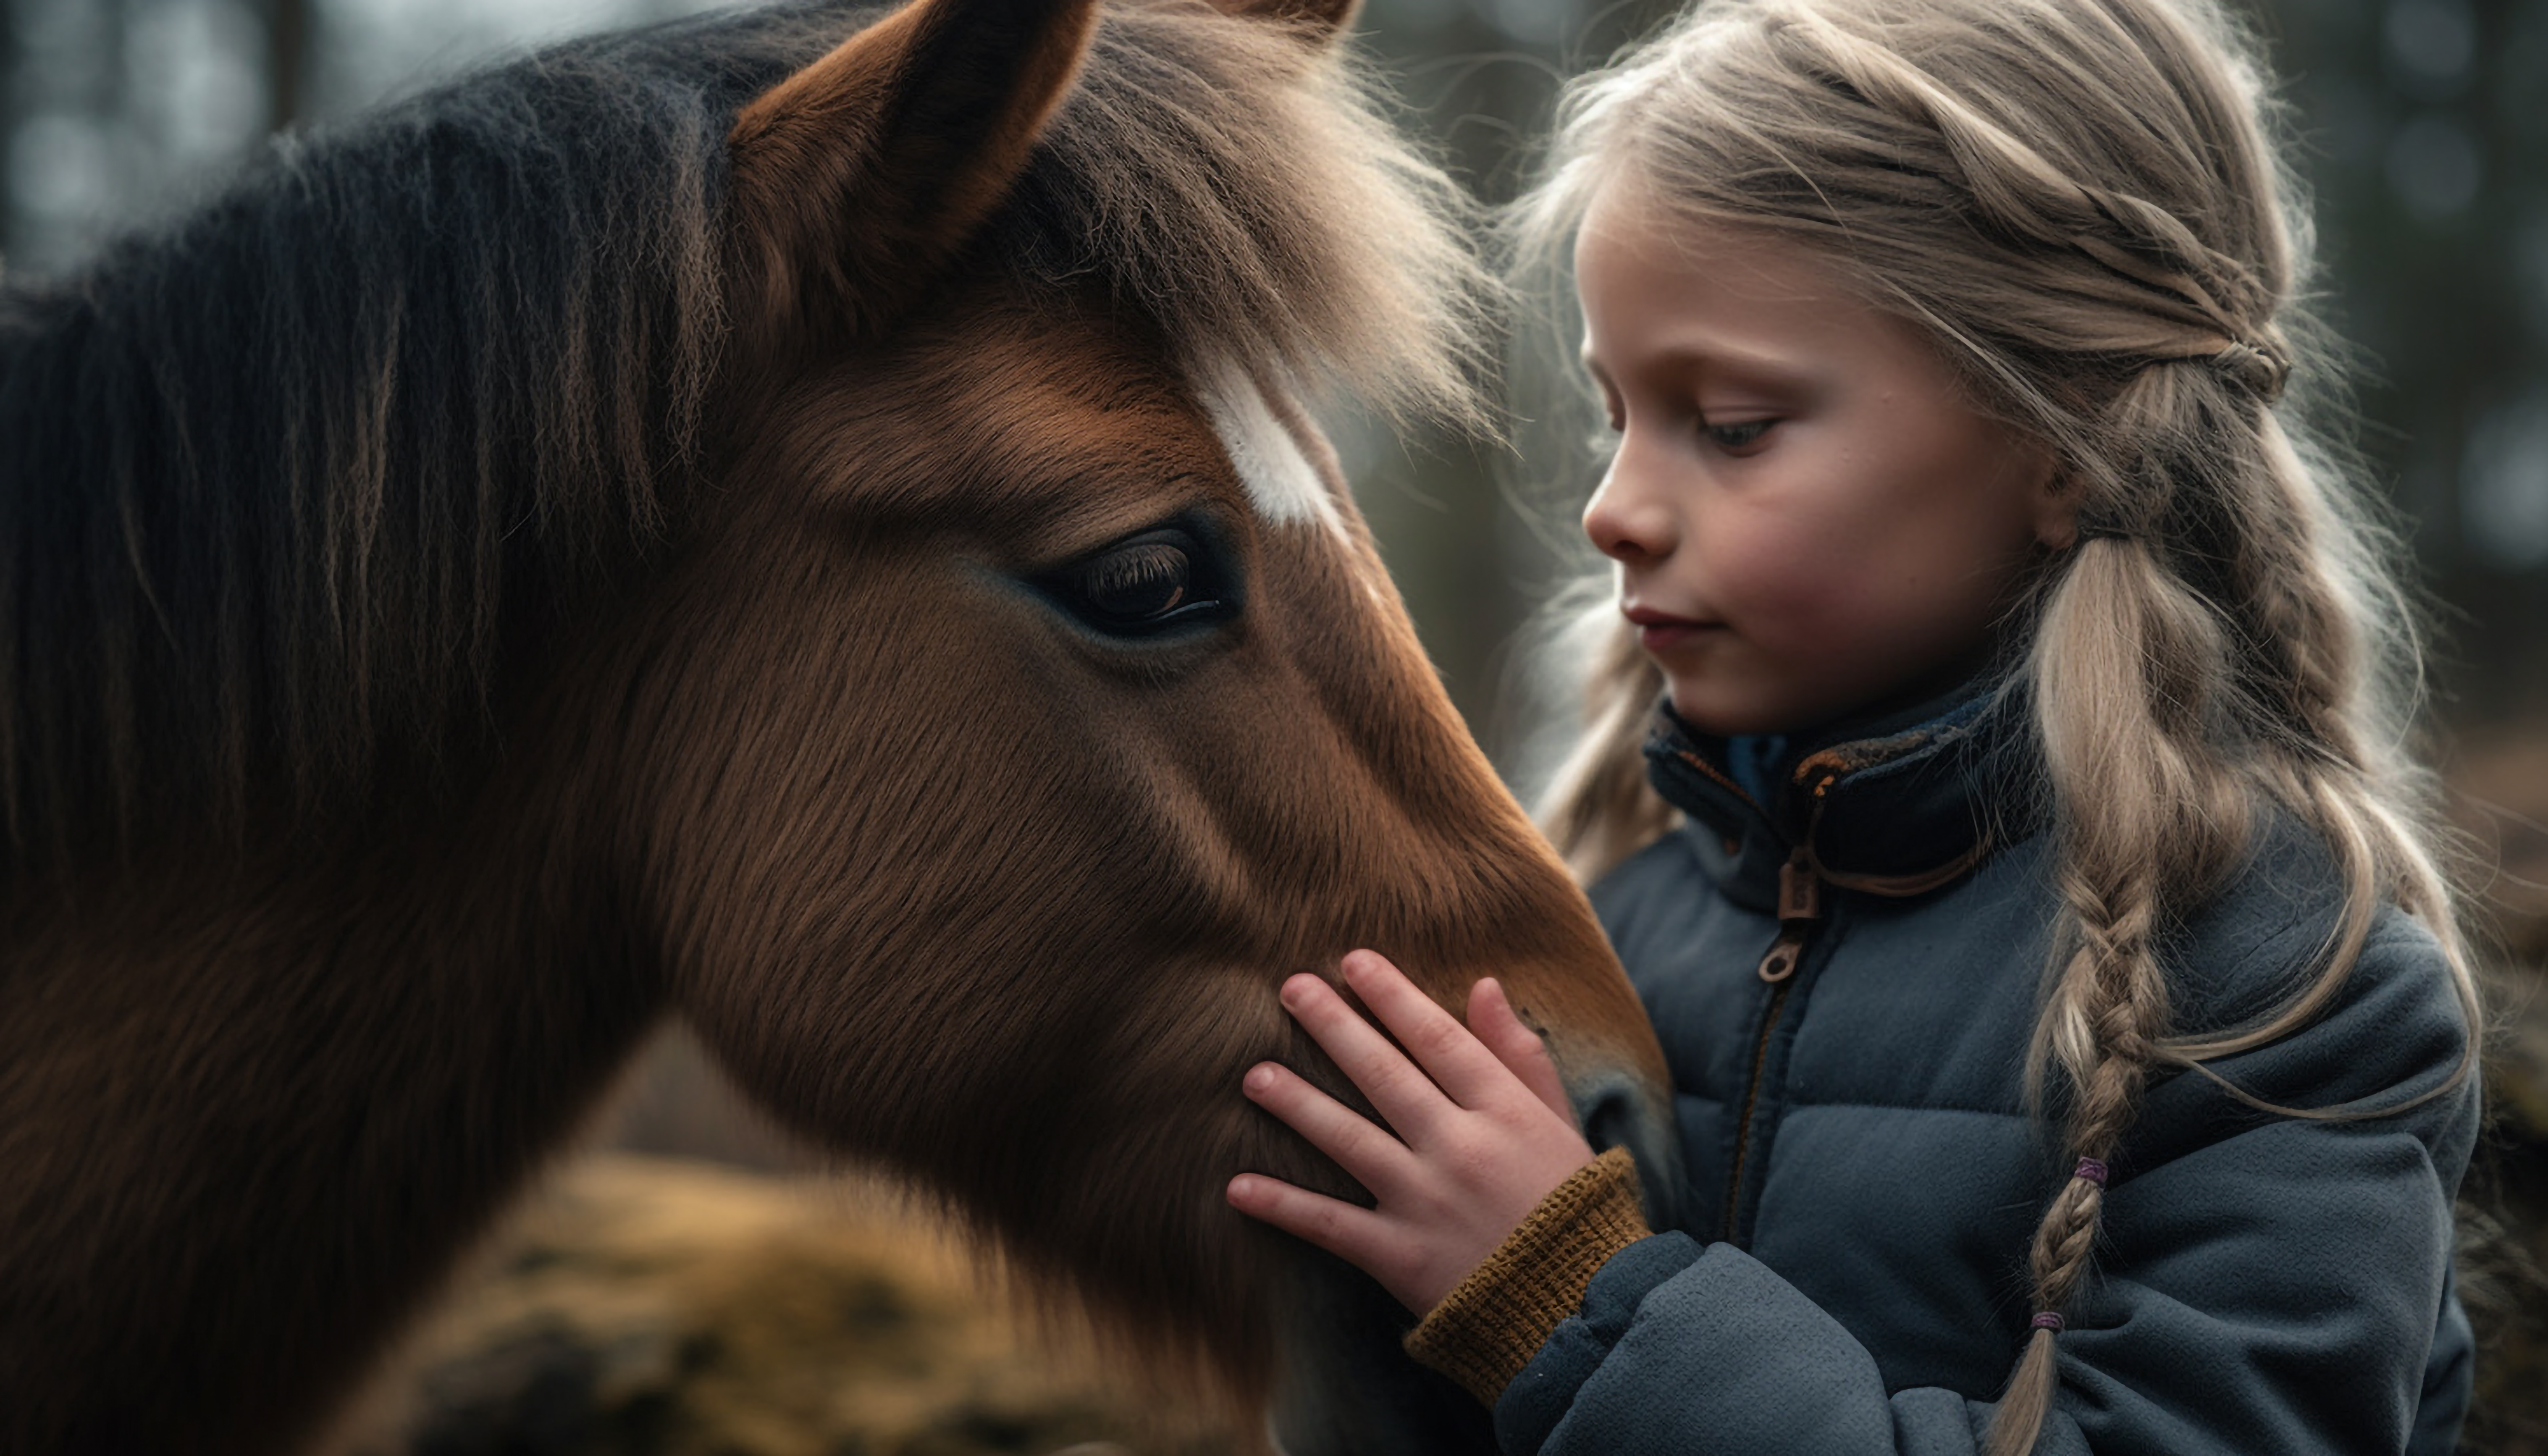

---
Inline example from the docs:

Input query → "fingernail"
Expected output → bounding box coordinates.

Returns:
[1245,1064,1275,1094]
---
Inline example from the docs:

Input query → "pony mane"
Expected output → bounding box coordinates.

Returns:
[0,0,1488,871]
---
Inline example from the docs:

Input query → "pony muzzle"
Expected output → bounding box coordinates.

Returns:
[1567,1069,1691,1236]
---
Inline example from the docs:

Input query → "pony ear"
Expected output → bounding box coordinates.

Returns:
[726,0,1102,337]
[1212,0,1361,42]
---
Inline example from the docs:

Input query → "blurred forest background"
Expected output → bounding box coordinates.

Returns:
[4,0,2545,1453]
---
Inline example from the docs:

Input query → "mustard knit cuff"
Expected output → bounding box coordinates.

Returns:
[1401,1145,1652,1407]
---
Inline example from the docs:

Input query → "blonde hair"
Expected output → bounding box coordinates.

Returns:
[1509,1,2481,1450]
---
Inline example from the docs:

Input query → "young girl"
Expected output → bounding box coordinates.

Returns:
[1222,0,2485,1452]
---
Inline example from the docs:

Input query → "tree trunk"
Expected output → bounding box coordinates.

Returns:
[264,0,308,134]
[0,0,20,262]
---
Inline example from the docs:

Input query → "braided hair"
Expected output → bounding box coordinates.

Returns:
[1513,1,2480,1449]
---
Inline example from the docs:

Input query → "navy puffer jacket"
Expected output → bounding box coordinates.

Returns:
[1496,691,2479,1456]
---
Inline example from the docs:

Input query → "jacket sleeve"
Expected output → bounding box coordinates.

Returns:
[1454,913,2480,1456]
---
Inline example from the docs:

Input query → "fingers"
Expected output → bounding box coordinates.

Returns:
[1468,977,1575,1125]
[1240,1060,1411,1194]
[1276,968,1457,1140]
[1225,1172,1394,1272]
[1331,950,1520,1113]
[1235,959,1603,1317]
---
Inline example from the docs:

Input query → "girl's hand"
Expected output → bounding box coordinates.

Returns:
[1226,949,1597,1314]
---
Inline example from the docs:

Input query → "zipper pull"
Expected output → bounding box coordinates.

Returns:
[1756,925,1807,983]
[1756,849,1823,983]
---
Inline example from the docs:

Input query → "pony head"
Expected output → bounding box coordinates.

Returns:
[0,2,1679,1449]
[596,0,1685,1437]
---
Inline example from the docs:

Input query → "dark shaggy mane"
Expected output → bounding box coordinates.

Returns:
[0,0,1488,871]
[0,4,775,867]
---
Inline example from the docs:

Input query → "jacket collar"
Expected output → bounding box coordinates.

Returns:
[1643,680,2043,913]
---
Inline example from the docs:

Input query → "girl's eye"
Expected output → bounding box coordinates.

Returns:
[1707,420,1774,451]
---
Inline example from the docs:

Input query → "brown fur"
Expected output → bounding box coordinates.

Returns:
[0,2,1670,1452]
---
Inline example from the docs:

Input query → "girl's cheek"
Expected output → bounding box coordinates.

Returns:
[1711,519,1838,633]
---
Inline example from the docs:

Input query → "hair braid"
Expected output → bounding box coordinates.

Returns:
[1991,530,2248,1454]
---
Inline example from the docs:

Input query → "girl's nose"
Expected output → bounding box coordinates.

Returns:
[1582,453,1678,563]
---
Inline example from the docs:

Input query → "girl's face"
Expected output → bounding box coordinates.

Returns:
[1576,181,2074,738]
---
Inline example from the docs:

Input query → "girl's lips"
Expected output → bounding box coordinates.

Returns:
[1624,603,1721,652]
[1637,621,1710,652]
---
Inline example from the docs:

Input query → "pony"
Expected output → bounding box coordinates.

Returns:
[0,1,1685,1451]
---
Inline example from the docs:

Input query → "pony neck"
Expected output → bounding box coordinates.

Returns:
[0,786,664,1456]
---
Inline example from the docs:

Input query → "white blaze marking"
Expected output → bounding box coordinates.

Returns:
[1193,355,1347,536]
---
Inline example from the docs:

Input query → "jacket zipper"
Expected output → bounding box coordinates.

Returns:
[1720,846,1823,1246]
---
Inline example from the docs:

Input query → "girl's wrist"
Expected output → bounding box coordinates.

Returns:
[1401,1145,1653,1406]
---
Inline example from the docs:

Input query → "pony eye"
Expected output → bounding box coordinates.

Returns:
[1081,543,1190,619]
[1042,527,1233,637]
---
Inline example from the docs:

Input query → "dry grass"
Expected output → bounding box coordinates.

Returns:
[2452,726,2548,1456]
[338,1154,1239,1456]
